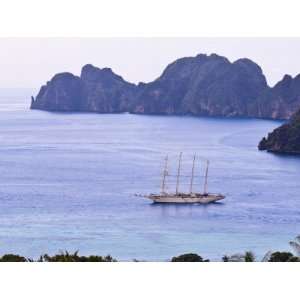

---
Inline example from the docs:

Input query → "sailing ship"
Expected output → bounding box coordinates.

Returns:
[146,153,225,204]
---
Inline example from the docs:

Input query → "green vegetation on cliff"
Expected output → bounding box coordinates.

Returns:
[259,109,300,154]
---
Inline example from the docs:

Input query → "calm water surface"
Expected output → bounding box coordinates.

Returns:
[0,89,299,261]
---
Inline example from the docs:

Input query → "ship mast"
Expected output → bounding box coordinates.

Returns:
[203,160,209,194]
[175,152,182,195]
[161,155,168,194]
[189,154,196,194]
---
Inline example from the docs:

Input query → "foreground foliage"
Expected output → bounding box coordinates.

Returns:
[0,235,299,262]
[0,250,298,262]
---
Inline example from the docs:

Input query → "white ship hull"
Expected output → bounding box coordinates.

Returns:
[148,193,225,204]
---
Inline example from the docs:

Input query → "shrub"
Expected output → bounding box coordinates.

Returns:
[38,251,117,262]
[244,251,255,262]
[0,254,27,262]
[222,255,229,262]
[171,253,209,262]
[268,252,299,262]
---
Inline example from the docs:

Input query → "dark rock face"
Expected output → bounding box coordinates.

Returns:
[31,65,138,113]
[31,73,83,111]
[79,64,137,113]
[30,53,300,120]
[256,74,300,119]
[258,109,300,154]
[132,54,268,117]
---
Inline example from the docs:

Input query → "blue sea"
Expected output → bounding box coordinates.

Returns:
[0,88,299,261]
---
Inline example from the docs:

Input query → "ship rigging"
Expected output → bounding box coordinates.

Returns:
[146,153,225,204]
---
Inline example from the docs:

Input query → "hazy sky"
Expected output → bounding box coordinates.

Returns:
[1,38,300,89]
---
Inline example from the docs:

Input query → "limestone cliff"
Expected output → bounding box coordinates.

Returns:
[31,54,300,120]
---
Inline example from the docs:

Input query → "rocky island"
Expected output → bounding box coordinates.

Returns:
[31,53,300,120]
[258,109,300,154]
[31,53,300,155]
